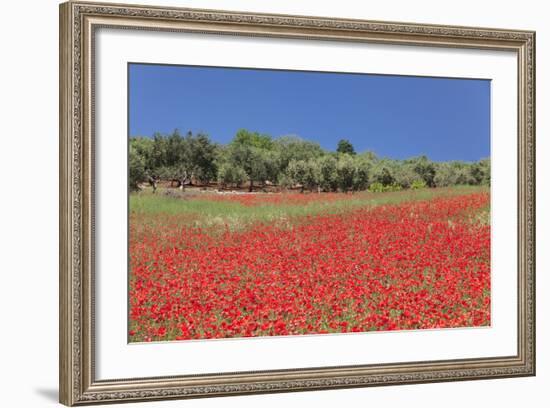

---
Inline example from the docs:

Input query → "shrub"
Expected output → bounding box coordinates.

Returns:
[385,183,403,192]
[411,180,427,190]
[368,182,385,193]
[368,182,402,193]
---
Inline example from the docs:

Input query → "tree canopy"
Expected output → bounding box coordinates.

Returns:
[336,139,356,155]
[129,129,490,192]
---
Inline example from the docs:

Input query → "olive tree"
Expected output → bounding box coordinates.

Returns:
[336,154,356,192]
[128,144,147,191]
[217,162,247,188]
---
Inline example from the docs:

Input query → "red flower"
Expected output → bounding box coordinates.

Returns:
[128,191,490,341]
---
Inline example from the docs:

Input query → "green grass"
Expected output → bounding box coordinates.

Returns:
[130,186,489,229]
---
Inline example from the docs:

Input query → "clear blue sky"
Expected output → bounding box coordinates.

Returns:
[129,63,490,162]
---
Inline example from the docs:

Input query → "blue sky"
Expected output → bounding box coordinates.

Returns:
[129,63,490,162]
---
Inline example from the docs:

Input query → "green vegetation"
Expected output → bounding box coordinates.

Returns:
[368,182,402,193]
[130,128,491,192]
[336,139,356,155]
[130,186,489,229]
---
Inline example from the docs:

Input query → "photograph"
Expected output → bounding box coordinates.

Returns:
[128,64,492,343]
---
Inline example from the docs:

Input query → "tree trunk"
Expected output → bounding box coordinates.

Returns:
[249,179,253,192]
[148,175,158,193]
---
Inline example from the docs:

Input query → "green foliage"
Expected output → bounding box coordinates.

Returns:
[434,160,490,188]
[409,155,436,187]
[130,137,155,170]
[371,163,396,187]
[225,141,278,191]
[224,131,321,192]
[433,162,456,187]
[368,182,402,193]
[392,163,416,189]
[336,154,356,192]
[316,155,339,192]
[232,129,274,150]
[273,136,324,172]
[386,183,403,192]
[189,133,218,184]
[336,139,356,155]
[277,172,294,189]
[132,130,219,186]
[411,180,427,190]
[130,128,491,193]
[471,158,491,186]
[351,155,370,191]
[217,162,247,188]
[286,159,319,192]
[128,144,147,191]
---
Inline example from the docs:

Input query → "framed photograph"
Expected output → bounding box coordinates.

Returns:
[59,1,535,405]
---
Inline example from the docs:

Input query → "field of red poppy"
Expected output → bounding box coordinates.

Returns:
[128,187,490,342]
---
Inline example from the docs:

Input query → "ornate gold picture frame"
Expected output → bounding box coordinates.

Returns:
[59,1,535,405]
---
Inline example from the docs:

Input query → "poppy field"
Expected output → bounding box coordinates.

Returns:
[128,187,490,342]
